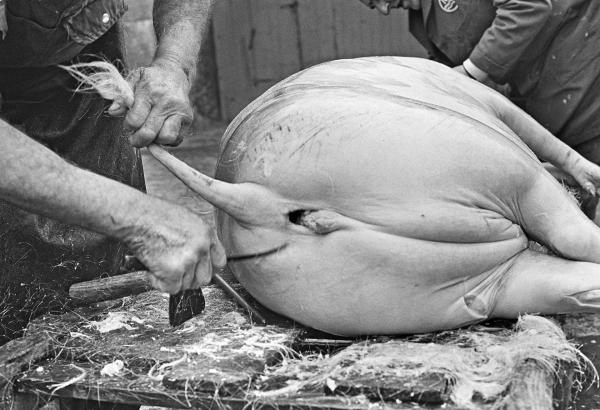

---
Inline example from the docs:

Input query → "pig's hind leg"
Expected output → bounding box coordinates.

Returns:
[492,250,600,317]
[493,172,600,316]
[516,172,600,264]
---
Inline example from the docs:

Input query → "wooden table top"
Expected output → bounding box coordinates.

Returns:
[0,275,589,409]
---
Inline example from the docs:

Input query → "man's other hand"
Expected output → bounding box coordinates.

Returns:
[125,201,226,294]
[452,64,470,78]
[109,61,194,148]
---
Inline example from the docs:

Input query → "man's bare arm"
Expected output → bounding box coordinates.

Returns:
[115,0,215,147]
[0,118,225,293]
[153,0,214,82]
[487,92,600,195]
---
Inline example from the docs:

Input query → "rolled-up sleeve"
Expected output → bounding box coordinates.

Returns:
[469,0,553,82]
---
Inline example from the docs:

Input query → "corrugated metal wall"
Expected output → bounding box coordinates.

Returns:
[213,0,426,120]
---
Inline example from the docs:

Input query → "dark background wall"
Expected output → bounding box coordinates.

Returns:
[212,0,426,120]
[122,0,427,121]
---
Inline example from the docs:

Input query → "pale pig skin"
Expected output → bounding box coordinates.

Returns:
[163,57,600,336]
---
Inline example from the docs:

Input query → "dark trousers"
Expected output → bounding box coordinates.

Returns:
[0,25,145,344]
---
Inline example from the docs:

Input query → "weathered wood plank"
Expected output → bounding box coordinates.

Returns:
[9,282,577,410]
[0,333,53,408]
[557,313,600,408]
[297,0,336,68]
[255,320,576,409]
[331,1,425,58]
[32,287,296,366]
[69,271,152,304]
[212,0,255,120]
[325,372,448,404]
[9,393,54,410]
[19,360,452,409]
[13,283,301,408]
[505,361,556,410]
[212,0,427,120]
[249,0,302,82]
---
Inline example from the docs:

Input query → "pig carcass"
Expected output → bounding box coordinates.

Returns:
[81,57,600,336]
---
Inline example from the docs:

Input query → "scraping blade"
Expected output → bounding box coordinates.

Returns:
[168,288,205,326]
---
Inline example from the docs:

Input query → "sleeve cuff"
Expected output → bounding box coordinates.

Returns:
[462,59,489,83]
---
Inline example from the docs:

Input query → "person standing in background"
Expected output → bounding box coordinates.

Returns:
[359,0,600,217]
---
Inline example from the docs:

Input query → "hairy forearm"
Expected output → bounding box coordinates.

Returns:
[152,0,215,81]
[0,119,158,243]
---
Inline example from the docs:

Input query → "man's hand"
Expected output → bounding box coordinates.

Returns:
[109,0,215,148]
[124,201,226,294]
[108,62,194,148]
[1,117,226,295]
[563,157,600,197]
[452,65,470,78]
[453,64,511,97]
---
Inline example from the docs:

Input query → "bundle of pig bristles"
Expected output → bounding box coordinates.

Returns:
[60,61,135,108]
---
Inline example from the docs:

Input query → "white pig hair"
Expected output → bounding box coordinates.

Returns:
[60,61,135,108]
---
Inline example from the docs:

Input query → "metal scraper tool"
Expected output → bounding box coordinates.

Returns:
[128,261,206,327]
[168,288,205,326]
[118,251,207,325]
[69,264,270,326]
[121,257,206,326]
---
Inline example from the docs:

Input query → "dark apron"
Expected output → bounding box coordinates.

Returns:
[0,5,145,343]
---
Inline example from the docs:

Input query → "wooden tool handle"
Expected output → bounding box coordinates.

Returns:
[69,271,153,303]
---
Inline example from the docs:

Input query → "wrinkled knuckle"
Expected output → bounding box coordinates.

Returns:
[161,99,187,116]
[172,97,189,109]
[160,130,179,142]
[139,127,158,140]
[126,114,146,129]
[150,84,170,100]
[182,108,194,122]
